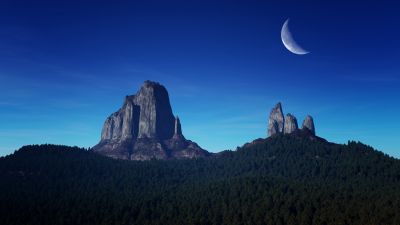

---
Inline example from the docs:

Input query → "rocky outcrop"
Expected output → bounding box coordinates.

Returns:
[173,117,184,139]
[302,115,315,135]
[267,103,316,137]
[284,114,298,134]
[164,116,209,158]
[93,81,209,160]
[268,102,285,136]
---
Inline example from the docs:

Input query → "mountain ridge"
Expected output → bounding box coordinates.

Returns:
[2,80,399,224]
[93,81,321,161]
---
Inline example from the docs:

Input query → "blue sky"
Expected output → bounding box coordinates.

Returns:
[1,0,399,157]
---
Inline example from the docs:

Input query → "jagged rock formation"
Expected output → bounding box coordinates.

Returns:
[302,115,315,135]
[284,114,298,134]
[93,81,209,160]
[268,102,285,136]
[267,103,316,137]
[173,117,184,139]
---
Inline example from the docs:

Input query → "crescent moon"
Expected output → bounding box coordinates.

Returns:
[281,19,309,55]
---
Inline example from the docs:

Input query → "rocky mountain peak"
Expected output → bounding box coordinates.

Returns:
[93,81,209,160]
[284,113,298,134]
[267,103,316,137]
[268,102,285,136]
[302,115,315,135]
[134,80,174,140]
[143,80,161,87]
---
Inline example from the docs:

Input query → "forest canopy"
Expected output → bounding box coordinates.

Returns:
[0,135,399,225]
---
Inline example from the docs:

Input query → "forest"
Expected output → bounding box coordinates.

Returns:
[0,134,399,225]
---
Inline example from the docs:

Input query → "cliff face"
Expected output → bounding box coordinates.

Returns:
[93,81,209,160]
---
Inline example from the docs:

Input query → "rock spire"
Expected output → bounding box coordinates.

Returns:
[173,116,184,139]
[268,102,285,136]
[267,103,316,137]
[302,115,315,135]
[284,113,298,134]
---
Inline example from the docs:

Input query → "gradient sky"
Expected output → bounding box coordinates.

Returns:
[1,0,399,157]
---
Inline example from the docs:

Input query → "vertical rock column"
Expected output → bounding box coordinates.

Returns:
[284,114,298,134]
[268,102,285,136]
[173,116,184,139]
[302,115,316,135]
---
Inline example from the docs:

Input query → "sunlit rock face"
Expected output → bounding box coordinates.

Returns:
[93,81,209,160]
[268,102,285,136]
[284,113,298,134]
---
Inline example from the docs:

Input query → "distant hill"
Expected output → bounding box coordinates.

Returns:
[1,134,400,225]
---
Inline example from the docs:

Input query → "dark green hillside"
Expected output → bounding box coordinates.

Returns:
[1,135,399,225]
